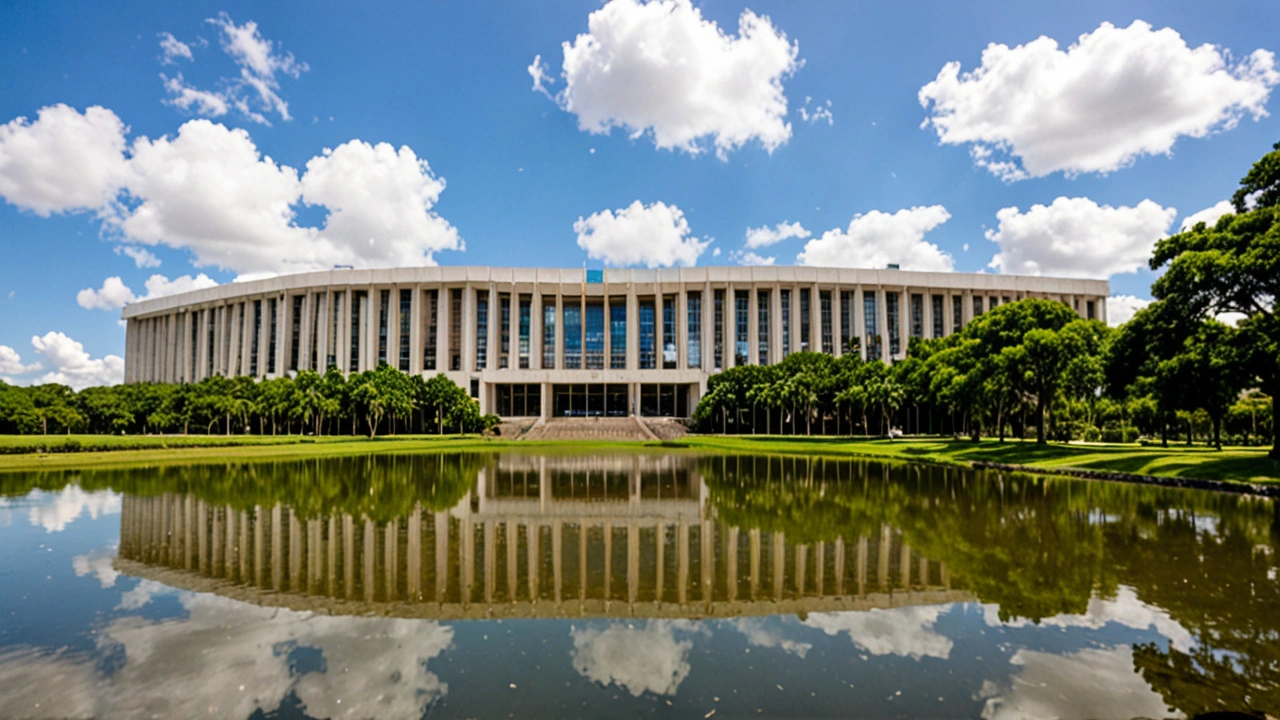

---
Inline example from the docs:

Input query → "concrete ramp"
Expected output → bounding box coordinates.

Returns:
[522,416,657,442]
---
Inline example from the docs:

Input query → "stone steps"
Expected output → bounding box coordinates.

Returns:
[522,416,656,442]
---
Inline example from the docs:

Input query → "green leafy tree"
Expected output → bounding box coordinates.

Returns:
[1152,141,1280,457]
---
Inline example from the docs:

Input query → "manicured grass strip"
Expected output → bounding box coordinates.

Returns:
[673,436,1280,484]
[0,433,1275,484]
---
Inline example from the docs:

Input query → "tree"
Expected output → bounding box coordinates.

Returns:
[1153,141,1280,457]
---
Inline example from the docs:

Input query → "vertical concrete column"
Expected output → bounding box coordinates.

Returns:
[527,520,540,602]
[876,287,889,363]
[747,286,759,365]
[922,288,933,339]
[724,282,735,368]
[486,286,499,372]
[655,522,665,603]
[505,521,518,602]
[900,285,911,360]
[435,512,449,602]
[276,295,289,376]
[436,285,449,373]
[771,531,785,601]
[963,289,973,327]
[832,287,843,358]
[942,291,953,337]
[789,285,801,359]
[726,526,739,601]
[409,285,423,373]
[749,528,761,599]
[385,287,398,368]
[810,282,821,353]
[123,319,135,383]
[553,520,563,604]
[677,519,689,605]
[297,293,311,372]
[461,283,475,376]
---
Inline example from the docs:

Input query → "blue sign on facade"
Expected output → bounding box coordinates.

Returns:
[586,269,604,284]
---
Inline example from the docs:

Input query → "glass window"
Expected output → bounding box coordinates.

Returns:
[351,292,365,372]
[734,290,749,366]
[475,291,488,371]
[542,296,556,369]
[423,290,438,371]
[780,289,791,357]
[585,302,604,370]
[713,290,724,369]
[290,294,304,371]
[639,299,656,369]
[206,309,215,378]
[757,290,770,365]
[518,295,531,369]
[563,301,582,369]
[399,289,412,372]
[499,292,511,369]
[662,295,677,369]
[820,290,833,354]
[310,293,323,371]
[910,293,924,339]
[1087,300,1096,320]
[973,296,984,318]
[377,289,389,365]
[800,289,811,352]
[952,295,962,334]
[686,291,701,369]
[251,300,262,376]
[610,299,627,369]
[886,292,900,357]
[931,294,944,338]
[449,289,462,371]
[840,291,852,354]
[863,291,879,361]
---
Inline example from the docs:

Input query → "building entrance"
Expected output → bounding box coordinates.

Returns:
[551,384,630,417]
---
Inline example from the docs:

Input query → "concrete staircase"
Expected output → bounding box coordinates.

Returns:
[521,416,657,442]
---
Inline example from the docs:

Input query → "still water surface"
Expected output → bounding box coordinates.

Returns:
[0,452,1276,718]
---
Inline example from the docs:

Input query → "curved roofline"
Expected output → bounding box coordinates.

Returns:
[121,265,1109,319]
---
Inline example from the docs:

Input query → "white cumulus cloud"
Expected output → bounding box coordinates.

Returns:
[157,32,193,65]
[538,0,800,158]
[115,245,161,268]
[1107,295,1152,327]
[0,106,466,278]
[980,645,1177,720]
[796,205,953,271]
[1179,199,1234,231]
[803,605,954,660]
[571,620,696,697]
[299,140,461,267]
[161,73,231,117]
[158,14,306,125]
[76,274,218,312]
[729,249,776,266]
[986,197,1175,278]
[77,276,136,311]
[745,220,810,249]
[0,104,129,216]
[0,345,41,376]
[29,332,124,388]
[24,487,121,533]
[575,200,709,267]
[920,20,1279,180]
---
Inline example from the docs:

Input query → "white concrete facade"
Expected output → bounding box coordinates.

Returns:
[120,266,1109,418]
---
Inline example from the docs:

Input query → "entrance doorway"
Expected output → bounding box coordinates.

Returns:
[551,384,629,417]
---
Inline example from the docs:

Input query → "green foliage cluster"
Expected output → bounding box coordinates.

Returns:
[692,143,1280,457]
[0,363,500,440]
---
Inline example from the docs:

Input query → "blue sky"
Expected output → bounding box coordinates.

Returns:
[1,0,1278,386]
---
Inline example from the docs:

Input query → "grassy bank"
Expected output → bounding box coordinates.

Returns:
[0,432,1275,483]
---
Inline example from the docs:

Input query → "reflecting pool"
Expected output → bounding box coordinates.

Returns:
[0,452,1276,718]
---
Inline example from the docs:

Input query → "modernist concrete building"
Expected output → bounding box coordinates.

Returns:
[120,266,1108,418]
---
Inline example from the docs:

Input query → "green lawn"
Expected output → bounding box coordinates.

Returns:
[0,433,1275,484]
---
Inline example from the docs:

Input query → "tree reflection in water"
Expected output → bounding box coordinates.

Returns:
[3,450,1276,715]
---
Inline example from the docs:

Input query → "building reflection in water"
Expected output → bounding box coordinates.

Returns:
[117,454,971,619]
